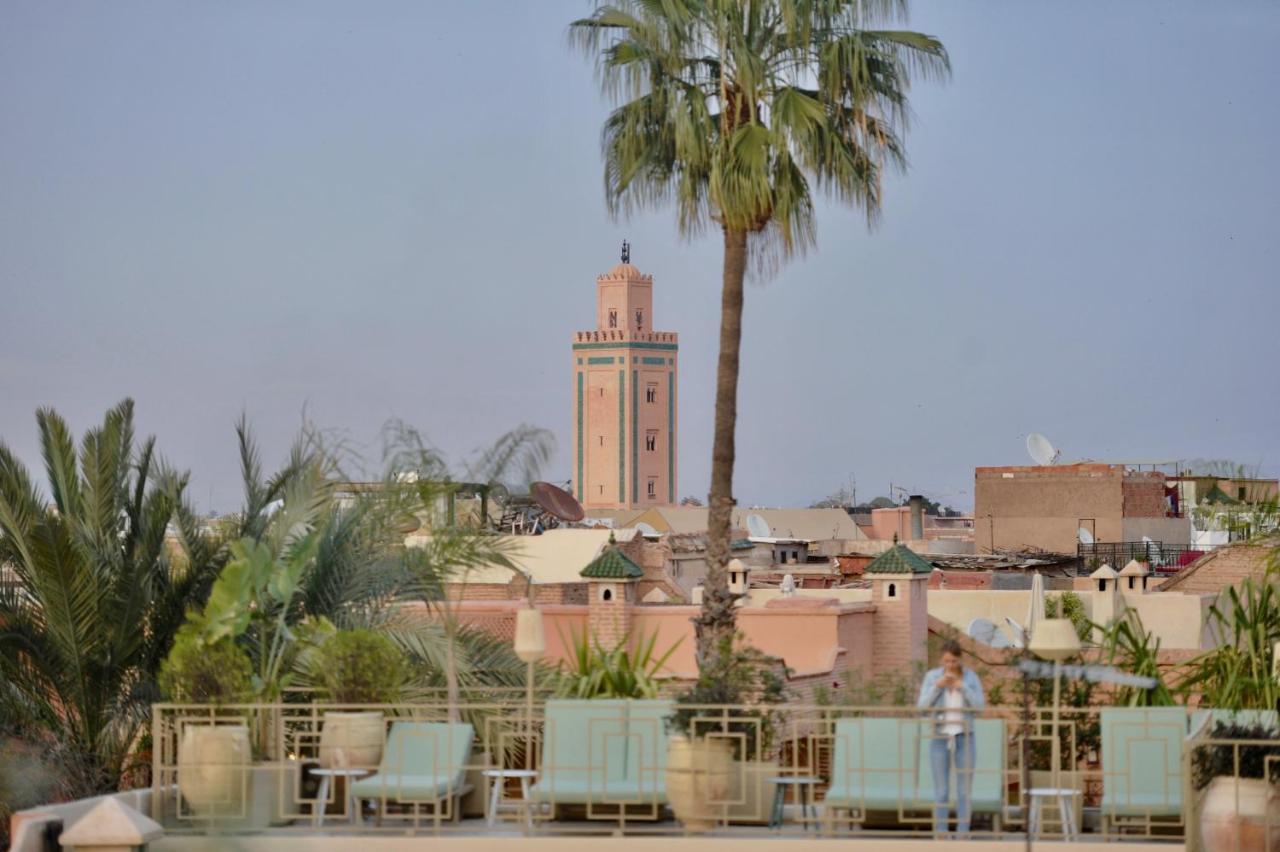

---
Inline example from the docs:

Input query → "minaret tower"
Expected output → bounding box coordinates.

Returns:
[572,243,679,509]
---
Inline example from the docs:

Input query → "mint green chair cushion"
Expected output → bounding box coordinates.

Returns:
[1100,707,1187,817]
[350,721,473,804]
[529,699,672,806]
[824,717,1005,814]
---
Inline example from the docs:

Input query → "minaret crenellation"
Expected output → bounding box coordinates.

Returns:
[572,245,679,509]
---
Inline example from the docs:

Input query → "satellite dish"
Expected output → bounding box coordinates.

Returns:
[1003,617,1027,649]
[780,574,796,596]
[1026,433,1061,466]
[967,618,1011,648]
[530,481,585,523]
[635,522,659,537]
[1077,527,1094,545]
[746,513,771,538]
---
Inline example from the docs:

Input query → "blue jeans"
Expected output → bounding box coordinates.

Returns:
[929,732,974,835]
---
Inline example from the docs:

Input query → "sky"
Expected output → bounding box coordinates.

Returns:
[2,0,1277,514]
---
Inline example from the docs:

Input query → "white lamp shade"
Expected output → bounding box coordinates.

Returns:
[513,607,545,663]
[1029,618,1081,662]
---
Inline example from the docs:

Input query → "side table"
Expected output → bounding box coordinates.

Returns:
[482,768,539,828]
[1027,787,1082,841]
[767,775,822,831]
[311,767,371,827]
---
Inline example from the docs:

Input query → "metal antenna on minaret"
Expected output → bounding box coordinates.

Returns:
[621,240,630,264]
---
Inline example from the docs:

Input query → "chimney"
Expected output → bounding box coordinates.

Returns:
[908,495,925,541]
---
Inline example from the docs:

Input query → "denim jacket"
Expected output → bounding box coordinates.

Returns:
[916,667,985,734]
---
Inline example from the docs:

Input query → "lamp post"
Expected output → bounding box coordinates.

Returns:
[513,604,545,772]
[1028,619,1081,793]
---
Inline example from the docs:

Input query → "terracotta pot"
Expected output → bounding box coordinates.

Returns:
[1199,776,1280,852]
[666,736,733,833]
[318,711,385,769]
[177,724,250,818]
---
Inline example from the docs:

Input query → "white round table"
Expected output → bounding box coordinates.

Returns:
[311,768,371,827]
[1027,787,1081,840]
[483,768,539,827]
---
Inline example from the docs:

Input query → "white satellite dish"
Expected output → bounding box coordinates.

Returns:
[1003,616,1027,649]
[966,618,1012,649]
[1026,433,1061,466]
[746,513,771,538]
[1078,527,1094,545]
[780,574,796,596]
[635,522,659,537]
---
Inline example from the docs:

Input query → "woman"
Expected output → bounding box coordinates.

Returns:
[917,639,985,837]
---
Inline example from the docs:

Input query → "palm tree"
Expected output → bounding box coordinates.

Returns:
[571,0,949,670]
[0,401,220,794]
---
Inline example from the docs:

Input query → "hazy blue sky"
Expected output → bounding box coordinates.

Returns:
[2,1,1277,513]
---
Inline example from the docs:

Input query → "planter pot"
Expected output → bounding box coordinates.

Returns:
[178,724,250,820]
[318,711,385,770]
[1199,776,1280,852]
[667,736,733,833]
[726,760,778,824]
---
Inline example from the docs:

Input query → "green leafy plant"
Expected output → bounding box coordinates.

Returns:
[312,629,409,704]
[555,629,682,700]
[669,636,788,761]
[1191,720,1280,790]
[1096,609,1176,706]
[1045,591,1091,643]
[1179,559,1280,710]
[0,401,222,796]
[159,629,254,704]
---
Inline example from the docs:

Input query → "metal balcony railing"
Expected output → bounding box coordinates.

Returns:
[146,697,1275,847]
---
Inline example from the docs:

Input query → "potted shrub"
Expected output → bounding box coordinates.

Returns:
[1192,720,1280,851]
[160,631,254,820]
[312,629,409,770]
[667,638,785,832]
[1181,564,1280,851]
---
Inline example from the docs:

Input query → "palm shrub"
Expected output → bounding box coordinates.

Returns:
[555,629,681,700]
[570,0,948,675]
[0,401,221,795]
[1191,720,1280,790]
[1179,558,1280,710]
[311,629,409,704]
[1096,609,1176,707]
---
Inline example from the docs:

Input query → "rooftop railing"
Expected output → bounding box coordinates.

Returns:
[147,698,1277,847]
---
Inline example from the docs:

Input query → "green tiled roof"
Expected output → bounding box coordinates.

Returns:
[580,546,643,580]
[864,544,934,576]
[730,538,754,550]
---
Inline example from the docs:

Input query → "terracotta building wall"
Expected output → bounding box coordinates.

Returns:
[975,464,1133,553]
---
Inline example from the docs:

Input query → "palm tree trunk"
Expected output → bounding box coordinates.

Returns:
[694,226,748,672]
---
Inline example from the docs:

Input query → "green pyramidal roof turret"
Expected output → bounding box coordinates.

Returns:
[864,544,934,576]
[580,546,643,580]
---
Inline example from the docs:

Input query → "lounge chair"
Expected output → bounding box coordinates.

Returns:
[1100,707,1188,835]
[528,699,671,820]
[349,721,474,825]
[822,716,1005,830]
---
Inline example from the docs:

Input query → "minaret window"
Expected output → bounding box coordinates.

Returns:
[647,478,657,497]
[608,309,617,329]
[645,431,657,451]
[646,384,658,403]
[636,309,643,330]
